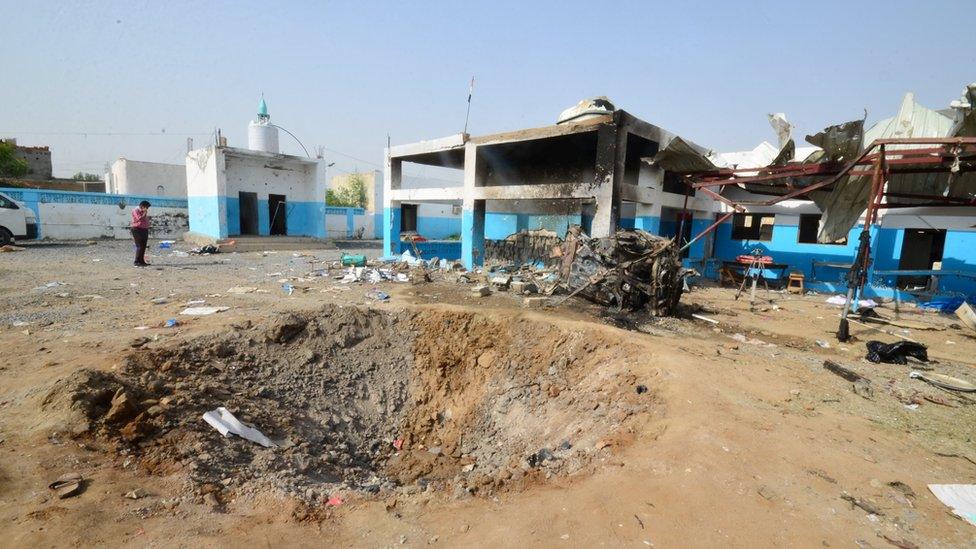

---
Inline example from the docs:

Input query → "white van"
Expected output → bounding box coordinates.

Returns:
[0,191,38,245]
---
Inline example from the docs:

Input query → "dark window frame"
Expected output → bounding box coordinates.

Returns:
[662,171,695,196]
[798,214,847,245]
[731,213,775,241]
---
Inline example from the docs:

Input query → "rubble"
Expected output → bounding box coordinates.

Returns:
[557,226,685,314]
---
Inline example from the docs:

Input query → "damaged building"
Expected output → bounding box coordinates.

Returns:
[655,83,976,303]
[383,98,715,270]
[387,84,976,309]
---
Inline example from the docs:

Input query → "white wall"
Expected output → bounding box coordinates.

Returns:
[37,202,188,239]
[106,159,187,197]
[223,149,320,203]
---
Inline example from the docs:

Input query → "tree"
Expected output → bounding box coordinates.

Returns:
[325,173,368,208]
[72,172,101,181]
[0,141,29,178]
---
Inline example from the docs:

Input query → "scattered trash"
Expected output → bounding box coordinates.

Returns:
[341,254,367,267]
[917,296,965,314]
[179,306,229,316]
[928,484,976,526]
[840,491,884,516]
[909,371,976,393]
[227,286,257,294]
[0,244,25,252]
[134,326,150,331]
[825,295,877,309]
[189,244,220,255]
[823,360,873,399]
[124,488,150,499]
[202,407,276,448]
[164,319,179,328]
[282,283,295,296]
[185,299,206,306]
[392,438,403,450]
[158,240,176,249]
[327,496,344,506]
[49,472,84,499]
[399,250,423,266]
[691,313,719,324]
[150,297,169,305]
[815,339,830,348]
[954,302,976,332]
[366,289,390,301]
[865,340,928,364]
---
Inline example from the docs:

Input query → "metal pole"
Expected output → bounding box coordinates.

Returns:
[680,211,735,253]
[676,188,690,250]
[838,146,885,341]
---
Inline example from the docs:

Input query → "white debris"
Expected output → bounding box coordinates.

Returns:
[400,250,422,266]
[202,407,276,448]
[179,306,229,316]
[825,295,877,308]
[928,484,976,526]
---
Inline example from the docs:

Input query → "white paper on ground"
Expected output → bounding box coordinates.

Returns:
[202,407,276,448]
[928,484,976,526]
[179,306,229,316]
[825,295,878,308]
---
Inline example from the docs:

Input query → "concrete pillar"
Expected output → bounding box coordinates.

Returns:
[461,142,485,268]
[382,151,402,257]
[590,120,625,237]
[383,202,401,256]
[462,199,485,268]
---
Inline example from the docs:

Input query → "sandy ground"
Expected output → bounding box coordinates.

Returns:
[1,239,975,547]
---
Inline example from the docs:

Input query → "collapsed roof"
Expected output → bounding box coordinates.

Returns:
[650,83,976,243]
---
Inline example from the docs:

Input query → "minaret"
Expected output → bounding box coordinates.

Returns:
[248,94,279,153]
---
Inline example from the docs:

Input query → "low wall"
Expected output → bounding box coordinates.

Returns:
[0,187,188,240]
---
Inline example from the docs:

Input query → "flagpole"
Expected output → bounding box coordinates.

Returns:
[463,76,474,135]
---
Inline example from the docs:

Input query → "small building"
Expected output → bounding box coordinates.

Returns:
[2,138,53,179]
[105,158,187,197]
[186,98,324,240]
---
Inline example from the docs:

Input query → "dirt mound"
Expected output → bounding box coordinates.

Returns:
[41,304,662,506]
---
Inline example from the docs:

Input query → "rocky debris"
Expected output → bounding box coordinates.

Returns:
[105,389,140,424]
[266,313,307,343]
[471,285,491,297]
[41,305,655,507]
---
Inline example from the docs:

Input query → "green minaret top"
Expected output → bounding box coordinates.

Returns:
[257,95,269,119]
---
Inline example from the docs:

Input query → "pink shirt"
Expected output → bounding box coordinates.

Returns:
[131,208,150,229]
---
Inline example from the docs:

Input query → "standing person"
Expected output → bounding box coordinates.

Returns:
[131,200,151,266]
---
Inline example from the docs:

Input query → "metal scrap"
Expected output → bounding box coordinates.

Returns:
[557,226,685,315]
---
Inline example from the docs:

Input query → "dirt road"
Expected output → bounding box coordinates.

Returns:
[1,240,974,547]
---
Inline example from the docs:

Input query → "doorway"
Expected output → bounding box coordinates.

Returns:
[269,194,287,236]
[897,228,946,289]
[401,204,418,233]
[239,192,258,235]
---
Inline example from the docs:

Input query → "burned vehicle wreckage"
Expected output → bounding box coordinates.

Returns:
[555,226,686,315]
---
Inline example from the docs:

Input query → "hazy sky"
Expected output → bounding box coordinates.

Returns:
[2,1,973,179]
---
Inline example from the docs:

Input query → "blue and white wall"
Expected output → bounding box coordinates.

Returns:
[0,187,188,239]
[708,198,976,299]
[186,146,367,240]
[371,174,462,240]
